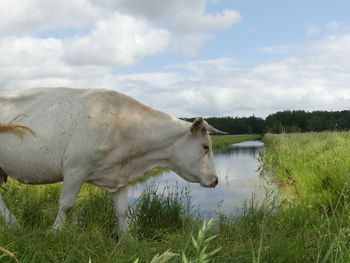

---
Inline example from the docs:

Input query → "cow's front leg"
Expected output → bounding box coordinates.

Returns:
[111,185,129,232]
[52,175,83,230]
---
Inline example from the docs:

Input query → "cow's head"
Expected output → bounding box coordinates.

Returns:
[169,117,226,188]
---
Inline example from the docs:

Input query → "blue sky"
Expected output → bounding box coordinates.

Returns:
[1,0,350,117]
[183,0,350,65]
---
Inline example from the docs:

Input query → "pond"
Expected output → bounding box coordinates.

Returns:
[129,140,267,216]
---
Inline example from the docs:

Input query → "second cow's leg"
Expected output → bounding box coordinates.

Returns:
[52,173,83,230]
[111,185,129,232]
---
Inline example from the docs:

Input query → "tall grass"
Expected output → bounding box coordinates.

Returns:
[129,185,193,239]
[261,132,350,209]
[258,132,350,262]
[0,182,209,262]
[2,179,350,262]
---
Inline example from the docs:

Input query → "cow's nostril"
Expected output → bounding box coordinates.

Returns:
[210,177,218,187]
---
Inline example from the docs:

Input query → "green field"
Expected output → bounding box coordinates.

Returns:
[1,133,350,262]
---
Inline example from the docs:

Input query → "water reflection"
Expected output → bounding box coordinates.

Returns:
[224,140,264,157]
[129,140,267,216]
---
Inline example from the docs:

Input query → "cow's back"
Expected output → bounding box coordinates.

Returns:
[0,87,174,185]
[0,88,110,184]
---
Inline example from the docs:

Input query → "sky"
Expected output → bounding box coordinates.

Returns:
[1,0,350,118]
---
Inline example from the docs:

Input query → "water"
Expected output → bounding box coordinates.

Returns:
[129,140,267,215]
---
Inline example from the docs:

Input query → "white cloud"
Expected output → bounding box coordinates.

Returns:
[89,0,188,21]
[0,0,242,101]
[109,34,350,117]
[308,34,350,68]
[0,36,110,90]
[2,29,350,117]
[4,1,350,118]
[0,0,240,69]
[63,13,170,66]
[0,0,224,35]
[0,0,99,35]
[172,1,241,55]
[2,33,350,117]
[0,37,64,83]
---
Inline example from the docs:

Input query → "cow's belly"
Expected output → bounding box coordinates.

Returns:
[0,136,63,185]
[2,163,63,185]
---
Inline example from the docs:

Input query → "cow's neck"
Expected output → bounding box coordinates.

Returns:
[153,118,188,147]
[133,111,189,151]
[119,115,189,181]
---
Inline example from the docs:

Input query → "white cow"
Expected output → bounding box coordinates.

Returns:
[0,88,225,231]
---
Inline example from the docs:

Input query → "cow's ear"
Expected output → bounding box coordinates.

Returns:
[190,117,204,135]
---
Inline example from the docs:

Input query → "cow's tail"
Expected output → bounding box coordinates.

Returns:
[0,114,36,138]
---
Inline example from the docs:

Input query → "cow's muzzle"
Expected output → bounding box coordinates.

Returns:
[202,177,218,188]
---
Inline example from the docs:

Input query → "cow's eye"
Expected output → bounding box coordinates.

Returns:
[202,144,209,152]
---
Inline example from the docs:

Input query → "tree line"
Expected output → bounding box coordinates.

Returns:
[183,110,350,134]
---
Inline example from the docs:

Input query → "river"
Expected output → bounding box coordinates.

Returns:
[129,140,266,216]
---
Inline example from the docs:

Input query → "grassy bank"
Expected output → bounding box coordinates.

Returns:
[259,132,350,261]
[211,134,262,152]
[261,132,350,208]
[2,132,350,262]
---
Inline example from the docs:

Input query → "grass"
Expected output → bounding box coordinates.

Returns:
[2,133,350,262]
[1,180,350,262]
[261,132,350,209]
[129,185,193,240]
[0,184,219,263]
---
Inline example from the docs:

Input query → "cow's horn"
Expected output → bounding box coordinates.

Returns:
[204,123,228,135]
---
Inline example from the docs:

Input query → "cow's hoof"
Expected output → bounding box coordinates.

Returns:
[116,229,133,241]
[4,216,20,229]
[8,220,20,229]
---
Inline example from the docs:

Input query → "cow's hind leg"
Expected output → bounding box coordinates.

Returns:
[111,185,129,232]
[0,194,18,227]
[52,172,83,230]
[0,168,18,227]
